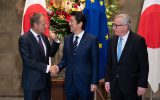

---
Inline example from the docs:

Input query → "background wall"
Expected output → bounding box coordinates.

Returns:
[0,0,23,96]
[118,0,144,32]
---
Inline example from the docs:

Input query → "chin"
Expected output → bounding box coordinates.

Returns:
[70,29,73,33]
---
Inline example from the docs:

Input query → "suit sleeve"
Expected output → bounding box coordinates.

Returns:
[91,38,99,85]
[137,37,149,88]
[58,38,67,71]
[50,41,60,57]
[105,39,112,82]
[19,36,47,73]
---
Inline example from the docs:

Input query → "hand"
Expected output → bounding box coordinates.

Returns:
[105,82,110,93]
[49,30,58,42]
[137,87,147,96]
[50,65,59,74]
[90,84,97,92]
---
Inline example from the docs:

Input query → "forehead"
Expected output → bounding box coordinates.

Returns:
[70,16,76,20]
[113,17,123,24]
[39,16,46,22]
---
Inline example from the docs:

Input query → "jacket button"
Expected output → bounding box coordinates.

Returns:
[116,74,119,78]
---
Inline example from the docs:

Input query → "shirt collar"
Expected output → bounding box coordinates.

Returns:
[30,29,39,37]
[74,30,84,39]
[121,30,130,41]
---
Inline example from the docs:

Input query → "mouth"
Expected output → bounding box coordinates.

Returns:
[70,26,73,30]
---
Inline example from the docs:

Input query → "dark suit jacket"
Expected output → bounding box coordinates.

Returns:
[19,31,59,90]
[105,31,149,95]
[58,32,99,91]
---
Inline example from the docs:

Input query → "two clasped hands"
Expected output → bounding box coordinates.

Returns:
[50,65,59,75]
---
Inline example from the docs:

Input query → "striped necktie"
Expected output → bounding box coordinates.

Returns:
[73,36,79,56]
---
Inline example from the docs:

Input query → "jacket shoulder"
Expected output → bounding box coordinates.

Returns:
[65,34,72,39]
[86,33,96,38]
[85,33,97,41]
[130,32,145,41]
[19,32,30,40]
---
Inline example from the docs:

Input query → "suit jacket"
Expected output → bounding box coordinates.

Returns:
[58,32,99,91]
[105,31,149,95]
[19,31,59,90]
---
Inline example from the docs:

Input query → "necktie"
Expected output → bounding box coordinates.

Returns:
[37,35,45,54]
[73,36,79,56]
[117,37,123,61]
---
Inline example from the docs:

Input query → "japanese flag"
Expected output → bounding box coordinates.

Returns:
[138,0,160,93]
[21,0,49,36]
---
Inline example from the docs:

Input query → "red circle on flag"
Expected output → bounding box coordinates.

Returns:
[23,4,49,36]
[138,4,160,48]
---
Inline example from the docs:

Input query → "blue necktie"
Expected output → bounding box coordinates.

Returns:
[117,37,123,61]
[37,35,45,54]
[73,36,79,56]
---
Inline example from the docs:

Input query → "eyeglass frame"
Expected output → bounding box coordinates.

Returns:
[112,23,124,28]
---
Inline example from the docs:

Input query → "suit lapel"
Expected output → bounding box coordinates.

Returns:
[113,36,119,63]
[70,32,87,57]
[41,34,48,57]
[28,31,39,47]
[28,31,46,58]
[76,32,87,55]
[69,34,74,57]
[119,31,132,62]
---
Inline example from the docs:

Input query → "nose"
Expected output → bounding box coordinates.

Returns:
[45,24,48,28]
[69,22,71,25]
[112,27,115,29]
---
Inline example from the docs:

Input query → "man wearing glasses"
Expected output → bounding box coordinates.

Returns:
[105,14,149,100]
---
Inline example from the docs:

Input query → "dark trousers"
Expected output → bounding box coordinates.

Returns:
[65,83,93,100]
[24,85,51,100]
[111,79,142,100]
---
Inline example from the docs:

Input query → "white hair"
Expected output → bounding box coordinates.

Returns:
[115,14,131,29]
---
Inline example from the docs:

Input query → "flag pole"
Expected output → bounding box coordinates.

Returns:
[150,89,153,100]
[94,91,96,100]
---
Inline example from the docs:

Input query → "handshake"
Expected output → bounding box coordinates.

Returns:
[49,65,59,75]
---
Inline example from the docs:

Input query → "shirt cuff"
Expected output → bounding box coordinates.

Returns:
[46,65,50,73]
[50,39,60,45]
[55,39,60,43]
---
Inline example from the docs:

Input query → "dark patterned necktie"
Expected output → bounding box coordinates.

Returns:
[37,35,45,54]
[73,36,79,56]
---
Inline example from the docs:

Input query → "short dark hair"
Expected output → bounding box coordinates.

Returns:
[30,12,44,27]
[70,11,87,30]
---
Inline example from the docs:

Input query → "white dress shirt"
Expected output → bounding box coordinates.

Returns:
[117,31,130,52]
[73,30,85,47]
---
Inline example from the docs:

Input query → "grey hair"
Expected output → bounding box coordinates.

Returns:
[115,14,131,29]
[30,12,44,28]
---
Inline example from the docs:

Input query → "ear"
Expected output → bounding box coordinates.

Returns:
[33,23,38,28]
[78,22,83,28]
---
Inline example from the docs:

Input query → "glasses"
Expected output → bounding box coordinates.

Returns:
[112,23,123,28]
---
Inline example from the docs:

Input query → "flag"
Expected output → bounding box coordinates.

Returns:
[21,0,49,36]
[138,0,160,93]
[83,0,109,79]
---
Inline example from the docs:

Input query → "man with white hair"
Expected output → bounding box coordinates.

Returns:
[105,14,149,100]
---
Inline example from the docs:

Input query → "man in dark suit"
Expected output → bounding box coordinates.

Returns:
[53,11,99,100]
[105,14,149,100]
[19,12,60,100]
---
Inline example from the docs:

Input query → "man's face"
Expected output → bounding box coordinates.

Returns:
[35,16,47,34]
[112,17,128,37]
[69,16,82,33]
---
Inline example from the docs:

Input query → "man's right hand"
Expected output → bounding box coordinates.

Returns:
[50,65,59,74]
[105,82,110,93]
[49,30,59,42]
